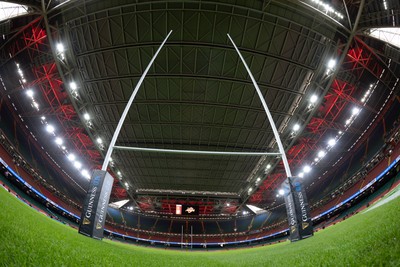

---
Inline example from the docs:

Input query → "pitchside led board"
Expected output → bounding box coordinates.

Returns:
[79,170,113,239]
[175,204,200,215]
[283,176,313,241]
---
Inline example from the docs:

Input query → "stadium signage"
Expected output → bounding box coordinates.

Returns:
[284,177,313,241]
[85,185,98,220]
[79,170,113,239]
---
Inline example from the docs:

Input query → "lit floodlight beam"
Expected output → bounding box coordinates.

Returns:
[101,30,173,171]
[113,146,281,156]
[227,34,292,178]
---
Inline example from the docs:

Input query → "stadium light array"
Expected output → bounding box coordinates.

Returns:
[309,0,344,19]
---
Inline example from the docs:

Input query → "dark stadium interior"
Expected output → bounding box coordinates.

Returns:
[1,0,400,248]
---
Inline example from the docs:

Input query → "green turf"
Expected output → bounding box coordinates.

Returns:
[0,187,399,267]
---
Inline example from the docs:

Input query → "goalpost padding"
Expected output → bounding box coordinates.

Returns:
[79,170,113,240]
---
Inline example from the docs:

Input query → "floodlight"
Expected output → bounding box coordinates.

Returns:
[310,94,318,103]
[74,161,82,169]
[352,107,360,115]
[83,113,90,121]
[67,154,75,161]
[318,150,326,158]
[327,59,336,69]
[303,165,311,173]
[26,89,34,98]
[278,189,284,195]
[55,137,63,145]
[293,124,300,131]
[81,169,90,178]
[96,137,103,144]
[70,81,77,90]
[46,124,55,133]
[328,138,336,147]
[56,43,64,53]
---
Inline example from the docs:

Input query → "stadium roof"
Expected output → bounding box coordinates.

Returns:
[1,0,399,215]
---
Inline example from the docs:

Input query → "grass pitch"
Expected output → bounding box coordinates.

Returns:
[0,187,399,266]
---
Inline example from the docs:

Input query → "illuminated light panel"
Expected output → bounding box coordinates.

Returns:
[303,165,311,173]
[46,124,55,133]
[328,138,336,147]
[26,89,34,98]
[73,161,82,169]
[278,189,284,195]
[293,124,300,131]
[352,107,360,115]
[327,58,336,69]
[67,154,75,161]
[81,169,90,179]
[56,43,64,53]
[70,81,77,90]
[310,94,318,103]
[55,137,63,145]
[83,113,90,121]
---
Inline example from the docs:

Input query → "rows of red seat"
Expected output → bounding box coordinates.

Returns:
[311,142,400,217]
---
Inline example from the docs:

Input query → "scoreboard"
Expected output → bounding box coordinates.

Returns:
[175,204,199,215]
